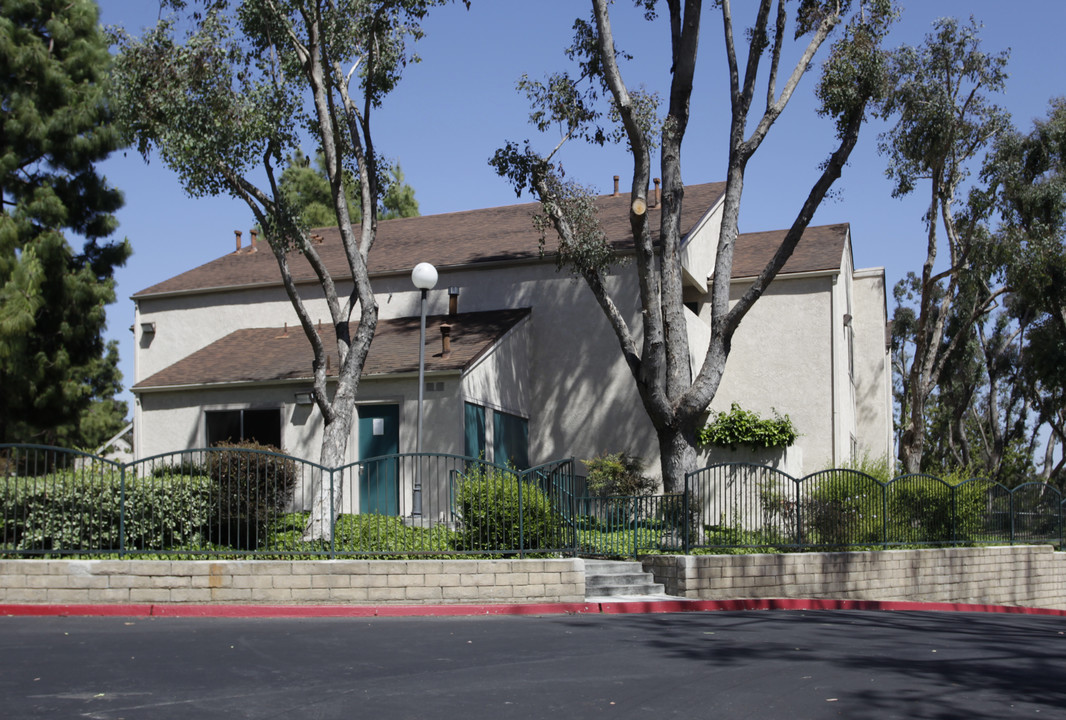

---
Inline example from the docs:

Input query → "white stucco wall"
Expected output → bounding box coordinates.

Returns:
[460,314,532,419]
[135,372,466,460]
[707,273,836,471]
[680,197,724,293]
[831,246,856,466]
[136,383,320,461]
[135,287,329,382]
[134,245,892,480]
[852,268,893,460]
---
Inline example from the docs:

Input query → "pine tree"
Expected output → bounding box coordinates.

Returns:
[278,149,419,228]
[0,0,130,447]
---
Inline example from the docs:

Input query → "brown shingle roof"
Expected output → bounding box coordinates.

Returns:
[133,183,728,298]
[730,223,850,278]
[134,183,850,298]
[133,309,530,391]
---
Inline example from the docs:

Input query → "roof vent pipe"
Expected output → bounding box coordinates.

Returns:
[234,230,242,252]
[613,175,620,197]
[440,323,452,359]
[250,228,258,252]
[448,286,460,316]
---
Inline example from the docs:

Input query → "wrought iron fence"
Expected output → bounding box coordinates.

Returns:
[0,445,579,558]
[1,445,1062,558]
[685,463,1064,551]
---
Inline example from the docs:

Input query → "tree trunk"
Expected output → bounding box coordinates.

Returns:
[899,410,924,475]
[303,380,358,542]
[657,424,698,495]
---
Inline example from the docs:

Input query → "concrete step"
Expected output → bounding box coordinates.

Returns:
[589,582,667,597]
[583,560,645,575]
[583,559,666,599]
[586,572,660,589]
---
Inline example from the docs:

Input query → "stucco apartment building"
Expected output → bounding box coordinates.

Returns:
[131,182,893,486]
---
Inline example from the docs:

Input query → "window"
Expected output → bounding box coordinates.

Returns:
[205,409,281,448]
[463,403,529,469]
[493,410,529,470]
[464,403,486,459]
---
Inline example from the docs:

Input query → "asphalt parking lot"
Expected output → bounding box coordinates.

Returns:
[2,609,1064,719]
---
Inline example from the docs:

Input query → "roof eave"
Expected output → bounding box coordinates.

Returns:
[133,369,464,394]
[727,267,842,283]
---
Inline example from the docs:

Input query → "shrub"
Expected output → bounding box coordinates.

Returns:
[801,472,884,546]
[453,465,561,553]
[583,451,658,529]
[206,442,298,549]
[150,457,207,478]
[583,452,657,497]
[698,403,797,451]
[833,452,896,484]
[884,476,954,543]
[1,469,213,553]
[799,457,897,547]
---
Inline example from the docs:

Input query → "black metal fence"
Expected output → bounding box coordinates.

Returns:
[2,445,1062,558]
[0,445,578,558]
[685,463,1064,552]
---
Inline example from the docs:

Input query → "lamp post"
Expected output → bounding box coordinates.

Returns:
[411,261,438,518]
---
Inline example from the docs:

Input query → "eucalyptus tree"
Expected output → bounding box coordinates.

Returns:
[987,99,1066,483]
[0,0,130,448]
[879,17,1012,474]
[112,0,458,540]
[493,0,895,492]
[916,300,1036,483]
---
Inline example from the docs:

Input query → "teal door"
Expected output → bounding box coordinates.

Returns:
[358,405,399,515]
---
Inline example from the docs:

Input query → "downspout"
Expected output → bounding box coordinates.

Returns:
[132,300,142,461]
[830,274,839,466]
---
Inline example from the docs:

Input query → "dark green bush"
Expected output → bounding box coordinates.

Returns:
[206,442,299,549]
[583,452,658,528]
[453,465,561,553]
[802,474,884,546]
[150,457,206,478]
[885,478,953,543]
[1,468,212,553]
[583,452,657,496]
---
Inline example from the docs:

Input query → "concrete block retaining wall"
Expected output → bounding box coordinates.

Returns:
[0,559,585,605]
[643,545,1066,610]
[2,547,1063,609]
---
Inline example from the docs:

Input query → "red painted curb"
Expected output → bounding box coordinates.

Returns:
[3,598,1065,618]
[0,602,598,618]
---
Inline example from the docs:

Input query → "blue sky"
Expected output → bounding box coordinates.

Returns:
[94,1,1066,412]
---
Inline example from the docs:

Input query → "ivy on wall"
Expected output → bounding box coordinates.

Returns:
[698,403,798,451]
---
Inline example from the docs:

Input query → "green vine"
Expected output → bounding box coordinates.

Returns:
[697,403,798,451]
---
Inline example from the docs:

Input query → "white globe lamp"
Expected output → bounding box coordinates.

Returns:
[411,261,438,518]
